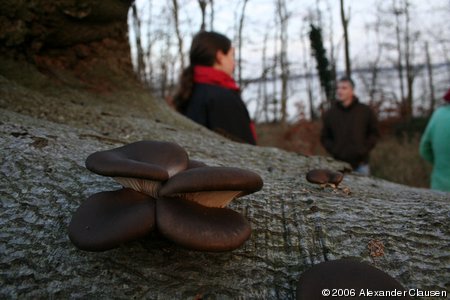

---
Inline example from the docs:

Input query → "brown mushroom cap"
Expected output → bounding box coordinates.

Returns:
[68,188,156,252]
[85,141,189,196]
[328,171,344,185]
[296,259,411,300]
[306,169,344,186]
[156,196,252,252]
[158,166,264,207]
[306,169,329,184]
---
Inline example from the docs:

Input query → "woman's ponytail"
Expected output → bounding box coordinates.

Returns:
[173,65,194,112]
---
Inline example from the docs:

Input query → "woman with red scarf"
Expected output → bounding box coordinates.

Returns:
[173,31,257,145]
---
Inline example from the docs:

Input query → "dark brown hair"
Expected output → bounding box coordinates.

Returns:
[339,76,355,88]
[173,31,232,112]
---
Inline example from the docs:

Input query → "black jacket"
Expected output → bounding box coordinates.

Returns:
[320,97,379,168]
[182,83,256,145]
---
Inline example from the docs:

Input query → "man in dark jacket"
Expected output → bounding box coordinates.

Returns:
[320,77,379,175]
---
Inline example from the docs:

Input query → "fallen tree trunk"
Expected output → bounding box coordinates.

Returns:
[1,94,449,298]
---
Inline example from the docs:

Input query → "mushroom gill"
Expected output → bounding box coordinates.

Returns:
[158,166,264,208]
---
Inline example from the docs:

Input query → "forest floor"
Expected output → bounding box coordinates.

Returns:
[256,119,432,188]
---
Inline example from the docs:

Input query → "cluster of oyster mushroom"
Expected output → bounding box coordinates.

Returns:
[68,141,263,252]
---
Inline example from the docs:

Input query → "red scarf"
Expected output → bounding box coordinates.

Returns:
[193,65,240,91]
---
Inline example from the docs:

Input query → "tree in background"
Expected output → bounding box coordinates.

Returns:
[171,0,185,71]
[340,0,351,78]
[131,2,146,81]
[236,0,249,89]
[276,0,290,125]
[300,19,317,120]
[309,25,334,104]
[198,0,207,31]
[357,3,383,110]
[197,0,215,31]
[423,42,436,116]
[389,0,420,119]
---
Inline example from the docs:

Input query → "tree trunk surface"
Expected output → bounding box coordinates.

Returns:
[1,1,449,299]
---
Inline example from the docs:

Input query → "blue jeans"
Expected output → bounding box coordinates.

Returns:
[354,164,370,176]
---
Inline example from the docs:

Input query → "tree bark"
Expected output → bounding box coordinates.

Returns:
[0,0,134,92]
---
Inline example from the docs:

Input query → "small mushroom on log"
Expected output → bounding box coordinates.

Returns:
[306,169,344,188]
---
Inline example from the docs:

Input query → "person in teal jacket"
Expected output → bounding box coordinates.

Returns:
[419,88,450,192]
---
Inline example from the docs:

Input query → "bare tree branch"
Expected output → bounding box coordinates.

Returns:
[237,0,249,89]
[340,0,351,77]
[171,0,185,70]
[198,0,207,31]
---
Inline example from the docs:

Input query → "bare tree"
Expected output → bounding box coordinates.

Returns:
[198,0,207,31]
[340,0,351,77]
[300,19,317,120]
[130,2,145,81]
[258,27,271,123]
[171,0,185,70]
[159,32,171,100]
[325,1,337,97]
[194,0,214,31]
[144,0,155,87]
[209,0,214,31]
[276,0,289,124]
[309,24,333,103]
[236,0,249,88]
[403,0,420,118]
[386,0,421,119]
[392,0,406,111]
[425,41,435,116]
[358,4,383,106]
[272,21,279,122]
[439,42,450,83]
